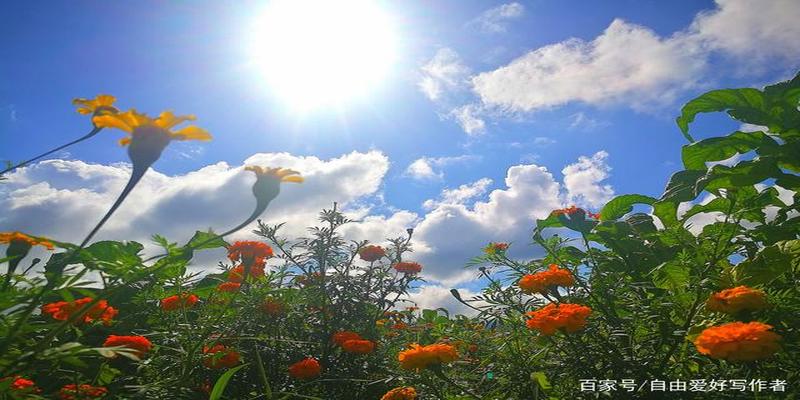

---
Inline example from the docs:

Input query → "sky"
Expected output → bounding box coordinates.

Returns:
[2,0,799,313]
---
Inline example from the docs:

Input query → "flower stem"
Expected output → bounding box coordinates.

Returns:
[0,127,102,175]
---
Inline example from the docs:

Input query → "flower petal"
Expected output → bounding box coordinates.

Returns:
[171,125,212,141]
[93,114,133,133]
[156,111,196,130]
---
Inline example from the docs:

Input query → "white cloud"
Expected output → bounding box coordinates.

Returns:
[451,104,486,136]
[532,137,556,146]
[472,19,706,112]
[404,155,480,181]
[569,112,609,131]
[1,151,614,287]
[562,151,614,208]
[404,285,487,316]
[690,0,800,67]
[418,48,471,102]
[422,178,493,210]
[472,2,525,33]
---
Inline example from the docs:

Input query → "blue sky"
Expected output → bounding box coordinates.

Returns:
[2,1,799,312]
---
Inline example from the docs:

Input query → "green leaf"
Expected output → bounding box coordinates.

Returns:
[531,371,552,390]
[702,158,781,192]
[660,170,706,203]
[676,88,768,141]
[681,130,777,170]
[735,240,799,285]
[79,241,144,276]
[599,194,656,221]
[186,230,228,251]
[209,364,248,400]
[652,261,689,293]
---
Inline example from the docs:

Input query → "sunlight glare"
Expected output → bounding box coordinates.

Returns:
[249,0,398,111]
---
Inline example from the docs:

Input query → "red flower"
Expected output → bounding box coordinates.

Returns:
[103,335,153,358]
[41,297,117,325]
[393,262,422,274]
[160,293,199,311]
[288,357,321,380]
[483,242,509,255]
[358,245,386,262]
[227,241,273,264]
[552,205,582,216]
[58,384,108,400]
[2,376,40,393]
[217,282,241,293]
[342,339,376,354]
[227,263,266,283]
[203,345,241,369]
[332,331,362,346]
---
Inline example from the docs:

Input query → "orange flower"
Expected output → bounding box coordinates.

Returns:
[160,293,199,311]
[483,242,509,255]
[381,386,418,400]
[587,211,601,219]
[260,298,285,316]
[203,345,241,369]
[217,282,241,293]
[41,297,117,325]
[694,321,781,361]
[72,94,118,118]
[103,335,152,358]
[525,303,592,335]
[518,264,574,294]
[288,357,322,380]
[552,205,582,216]
[332,331,362,346]
[227,263,266,282]
[227,241,273,264]
[358,245,386,262]
[0,231,55,250]
[398,343,458,371]
[706,286,768,314]
[393,261,422,274]
[58,384,108,400]
[342,339,376,354]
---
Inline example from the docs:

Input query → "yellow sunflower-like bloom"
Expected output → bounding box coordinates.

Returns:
[244,166,305,183]
[0,232,54,250]
[93,109,211,169]
[72,94,119,118]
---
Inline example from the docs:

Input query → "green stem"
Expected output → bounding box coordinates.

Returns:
[0,127,102,176]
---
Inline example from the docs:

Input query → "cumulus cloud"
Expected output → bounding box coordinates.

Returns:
[472,2,525,33]
[562,151,614,208]
[404,155,480,181]
[690,0,800,66]
[472,19,706,112]
[1,150,614,288]
[450,104,486,136]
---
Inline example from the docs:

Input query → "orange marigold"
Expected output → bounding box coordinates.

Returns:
[342,339,376,354]
[217,282,241,293]
[694,321,781,361]
[288,357,322,380]
[525,303,592,335]
[552,205,582,216]
[398,343,458,371]
[358,245,386,262]
[227,241,273,263]
[227,263,266,283]
[518,264,574,294]
[483,242,509,255]
[393,261,422,274]
[103,335,153,358]
[332,331,362,346]
[160,293,199,311]
[706,286,768,314]
[381,386,418,400]
[0,231,54,250]
[41,297,118,325]
[58,384,108,400]
[260,298,285,316]
[203,344,241,369]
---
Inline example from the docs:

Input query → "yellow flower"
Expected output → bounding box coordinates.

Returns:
[72,94,119,117]
[0,232,54,250]
[93,109,211,146]
[244,166,304,183]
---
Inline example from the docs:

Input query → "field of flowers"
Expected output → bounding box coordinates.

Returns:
[1,75,799,399]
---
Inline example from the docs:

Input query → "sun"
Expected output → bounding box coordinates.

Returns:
[249,0,398,111]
